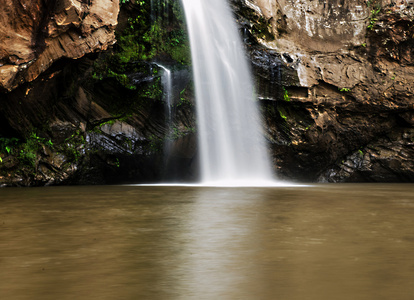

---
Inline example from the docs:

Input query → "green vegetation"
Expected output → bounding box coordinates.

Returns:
[167,126,195,140]
[282,87,291,102]
[19,133,53,167]
[62,130,86,162]
[142,77,163,99]
[278,108,288,120]
[2,133,55,168]
[237,6,275,42]
[148,134,163,152]
[176,86,194,107]
[339,88,351,92]
[251,16,275,41]
[118,3,190,64]
[0,137,19,156]
[93,0,190,90]
[367,7,381,30]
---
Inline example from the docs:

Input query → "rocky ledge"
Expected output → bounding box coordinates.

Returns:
[0,0,119,92]
[233,0,414,182]
[0,1,196,186]
[0,0,413,185]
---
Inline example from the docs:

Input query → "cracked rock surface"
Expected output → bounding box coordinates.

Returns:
[234,0,414,181]
[0,0,118,91]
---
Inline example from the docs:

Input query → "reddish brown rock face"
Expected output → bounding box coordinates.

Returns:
[0,0,119,91]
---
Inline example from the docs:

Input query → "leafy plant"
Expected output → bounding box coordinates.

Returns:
[367,7,381,30]
[282,87,291,102]
[63,130,85,162]
[93,0,190,91]
[0,137,19,155]
[279,109,287,120]
[19,133,53,167]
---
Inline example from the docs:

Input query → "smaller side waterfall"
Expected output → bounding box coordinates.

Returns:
[155,63,173,123]
[181,0,275,185]
[156,63,175,178]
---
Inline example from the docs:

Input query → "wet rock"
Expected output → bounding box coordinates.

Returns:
[0,156,18,169]
[1,0,413,185]
[318,129,414,182]
[0,1,198,187]
[232,0,414,182]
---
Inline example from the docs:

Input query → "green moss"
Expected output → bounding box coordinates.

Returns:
[0,137,19,156]
[279,109,288,120]
[115,158,120,168]
[251,17,275,41]
[167,126,195,141]
[176,85,194,107]
[61,130,85,162]
[147,134,163,153]
[282,87,291,102]
[14,133,53,168]
[367,7,381,30]
[141,77,163,99]
[236,5,274,42]
[92,0,190,92]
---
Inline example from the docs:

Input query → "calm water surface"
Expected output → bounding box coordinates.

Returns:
[1,184,414,300]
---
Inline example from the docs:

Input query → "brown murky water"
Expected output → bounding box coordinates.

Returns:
[1,184,414,300]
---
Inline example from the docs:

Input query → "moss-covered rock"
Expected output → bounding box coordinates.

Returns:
[0,0,197,186]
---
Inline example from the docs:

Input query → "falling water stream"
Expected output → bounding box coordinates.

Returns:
[181,0,275,185]
[155,63,173,123]
[155,63,176,180]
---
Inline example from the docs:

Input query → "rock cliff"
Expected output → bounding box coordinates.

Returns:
[0,0,195,186]
[0,0,413,185]
[233,0,414,181]
[0,0,118,92]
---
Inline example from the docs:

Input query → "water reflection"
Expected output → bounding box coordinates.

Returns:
[0,185,414,299]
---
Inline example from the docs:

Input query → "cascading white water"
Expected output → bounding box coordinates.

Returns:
[155,63,175,180]
[181,0,275,185]
[155,63,173,122]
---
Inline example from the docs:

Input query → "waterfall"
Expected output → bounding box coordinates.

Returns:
[181,0,275,185]
[155,63,175,180]
[155,63,173,123]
